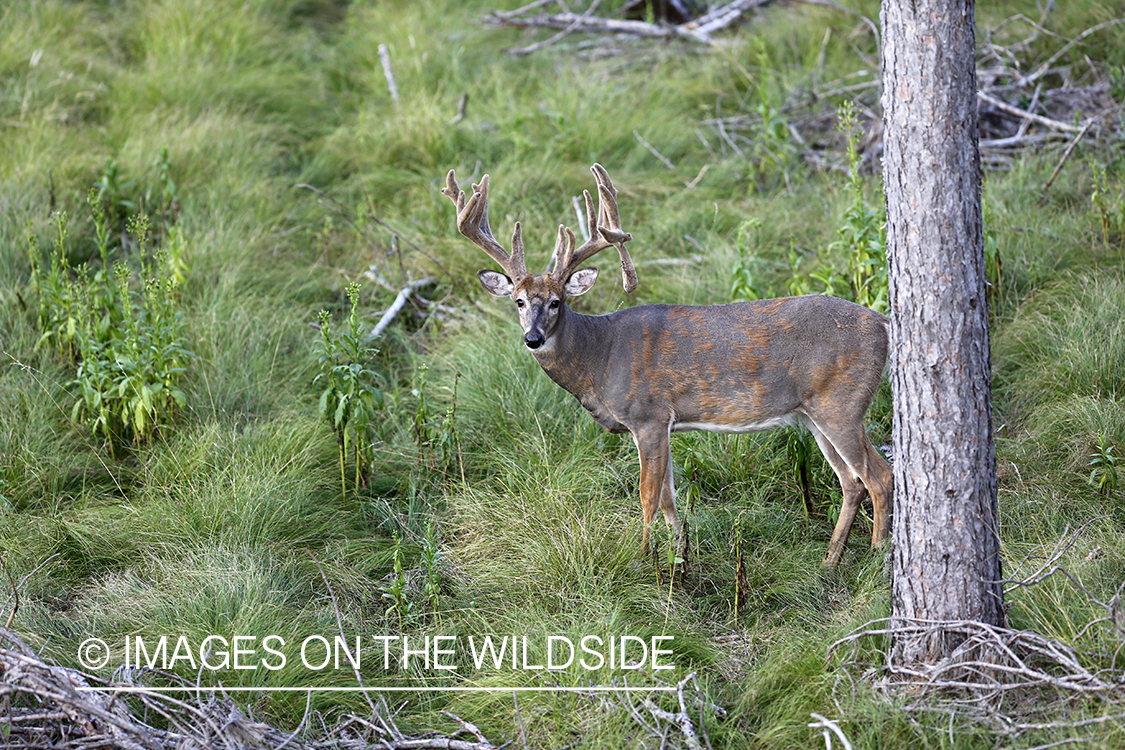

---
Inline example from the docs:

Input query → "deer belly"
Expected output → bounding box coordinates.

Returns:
[671,413,799,434]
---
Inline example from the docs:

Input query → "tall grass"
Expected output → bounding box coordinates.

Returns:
[1,0,1124,747]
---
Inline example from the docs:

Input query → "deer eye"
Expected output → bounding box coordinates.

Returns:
[515,298,525,308]
[549,299,560,310]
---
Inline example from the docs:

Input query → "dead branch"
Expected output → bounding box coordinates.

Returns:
[481,0,778,51]
[695,11,1123,177]
[827,557,1125,744]
[0,624,500,750]
[369,277,438,339]
[634,129,676,169]
[808,713,854,750]
[379,44,400,105]
[508,0,602,56]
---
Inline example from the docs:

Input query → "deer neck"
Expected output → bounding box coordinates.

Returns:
[529,304,607,388]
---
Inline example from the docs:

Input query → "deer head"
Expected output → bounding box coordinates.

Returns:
[442,164,638,351]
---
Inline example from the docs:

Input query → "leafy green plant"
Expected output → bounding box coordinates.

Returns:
[834,101,888,313]
[1089,433,1119,495]
[983,197,1003,314]
[28,201,192,452]
[785,239,842,299]
[785,427,819,522]
[1090,161,1123,252]
[28,211,80,361]
[730,219,767,302]
[411,363,434,464]
[314,282,385,499]
[732,513,749,622]
[93,148,180,246]
[421,521,444,619]
[747,39,796,191]
[411,364,462,478]
[381,530,412,629]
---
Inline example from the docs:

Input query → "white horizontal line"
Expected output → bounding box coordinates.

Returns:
[78,685,676,693]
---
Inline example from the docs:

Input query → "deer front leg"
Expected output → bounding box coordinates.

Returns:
[633,425,679,555]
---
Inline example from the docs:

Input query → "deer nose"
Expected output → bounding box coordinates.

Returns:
[524,332,545,349]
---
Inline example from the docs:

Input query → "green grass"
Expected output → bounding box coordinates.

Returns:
[2,0,1125,747]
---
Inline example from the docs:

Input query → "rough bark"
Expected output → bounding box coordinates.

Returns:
[881,0,1005,666]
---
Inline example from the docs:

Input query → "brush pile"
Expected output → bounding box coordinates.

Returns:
[0,627,496,750]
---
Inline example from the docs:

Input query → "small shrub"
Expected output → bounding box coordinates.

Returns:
[314,282,385,499]
[1090,161,1124,252]
[833,102,888,314]
[1089,433,1119,496]
[27,200,192,453]
[380,530,412,628]
[730,219,768,302]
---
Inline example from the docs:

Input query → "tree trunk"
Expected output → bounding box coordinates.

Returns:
[881,0,1005,665]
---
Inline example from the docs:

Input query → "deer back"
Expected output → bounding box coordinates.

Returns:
[532,295,889,436]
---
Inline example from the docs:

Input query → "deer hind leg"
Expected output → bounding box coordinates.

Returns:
[802,416,892,566]
[633,425,680,555]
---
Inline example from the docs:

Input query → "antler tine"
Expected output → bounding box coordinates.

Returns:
[442,169,527,280]
[553,164,638,293]
[547,224,575,276]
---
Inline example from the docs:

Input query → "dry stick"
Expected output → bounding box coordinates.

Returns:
[450,93,469,124]
[275,689,314,750]
[684,164,710,189]
[979,82,1043,149]
[488,0,778,44]
[513,690,529,750]
[1021,18,1125,86]
[1,555,18,629]
[644,698,702,750]
[572,195,590,240]
[1043,116,1098,190]
[379,44,399,105]
[509,0,600,56]
[369,277,436,339]
[634,130,676,170]
[439,710,496,747]
[808,713,854,750]
[484,10,709,43]
[306,550,383,725]
[999,516,1105,593]
[491,0,558,19]
[690,0,772,37]
[977,90,1086,133]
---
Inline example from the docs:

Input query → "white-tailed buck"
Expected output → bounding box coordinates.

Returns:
[443,164,892,565]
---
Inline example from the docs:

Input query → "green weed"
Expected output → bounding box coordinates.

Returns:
[27,203,192,452]
[381,530,412,629]
[314,282,385,499]
[1089,433,1119,496]
[834,102,887,314]
[1090,160,1124,252]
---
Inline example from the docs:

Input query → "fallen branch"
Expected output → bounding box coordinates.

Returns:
[369,277,437,340]
[977,91,1087,134]
[0,624,500,750]
[482,0,778,50]
[701,9,1123,176]
[634,129,676,169]
[508,0,602,56]
[808,713,854,750]
[379,44,400,105]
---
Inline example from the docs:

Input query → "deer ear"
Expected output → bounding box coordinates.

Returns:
[478,269,514,298]
[565,267,599,297]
